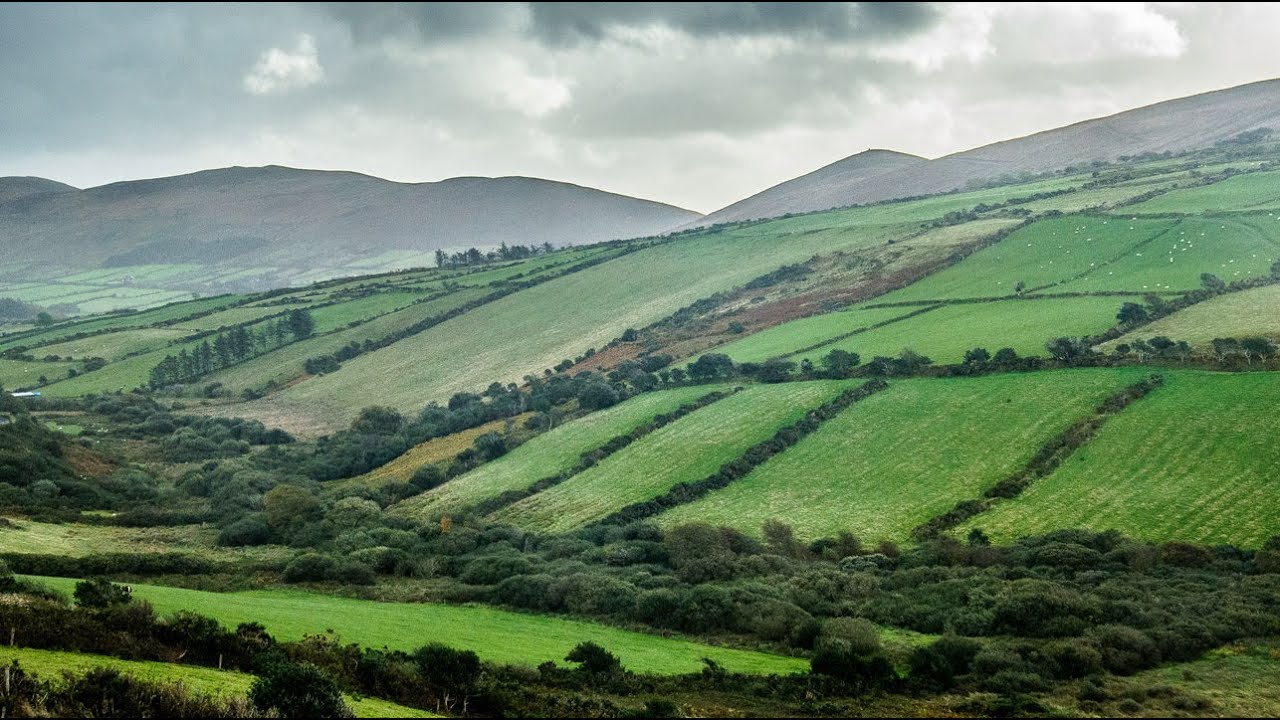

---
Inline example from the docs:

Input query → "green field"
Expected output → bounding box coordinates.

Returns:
[35,327,189,361]
[790,296,1136,364]
[391,385,725,520]
[1128,171,1280,214]
[1105,283,1280,350]
[0,357,79,388]
[654,370,1147,543]
[878,216,1176,302]
[0,646,436,718]
[964,371,1280,547]
[705,305,922,364]
[24,577,808,676]
[0,295,242,352]
[1056,215,1280,292]
[0,520,293,564]
[492,381,861,532]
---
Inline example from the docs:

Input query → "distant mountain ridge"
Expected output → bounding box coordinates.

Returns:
[695,77,1280,226]
[0,166,701,271]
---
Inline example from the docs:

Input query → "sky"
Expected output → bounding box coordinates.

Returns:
[3,3,1280,213]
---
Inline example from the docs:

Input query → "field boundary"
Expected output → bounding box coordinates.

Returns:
[912,373,1166,540]
[460,389,740,518]
[593,379,890,526]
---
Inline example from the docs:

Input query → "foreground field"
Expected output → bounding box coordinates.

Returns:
[0,646,435,719]
[25,577,808,676]
[964,371,1280,547]
[654,370,1148,542]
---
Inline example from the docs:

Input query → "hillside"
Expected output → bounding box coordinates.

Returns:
[696,77,1280,225]
[0,166,699,312]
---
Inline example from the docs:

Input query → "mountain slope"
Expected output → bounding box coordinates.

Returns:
[0,166,700,271]
[697,77,1280,225]
[0,176,77,204]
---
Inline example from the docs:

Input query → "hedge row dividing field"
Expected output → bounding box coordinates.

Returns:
[963,370,1280,547]
[23,577,809,676]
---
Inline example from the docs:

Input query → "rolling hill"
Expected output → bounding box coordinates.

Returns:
[695,77,1280,225]
[0,166,700,308]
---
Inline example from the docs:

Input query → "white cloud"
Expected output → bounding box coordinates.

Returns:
[244,34,324,95]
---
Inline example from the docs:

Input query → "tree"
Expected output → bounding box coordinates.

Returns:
[822,349,860,378]
[1148,336,1176,356]
[1045,337,1092,364]
[1200,273,1227,293]
[249,658,351,718]
[566,641,624,675]
[1240,336,1277,365]
[757,357,796,383]
[688,353,734,381]
[1013,280,1026,295]
[74,578,132,608]
[991,347,1019,367]
[1116,302,1149,327]
[263,485,322,530]
[1211,337,1241,362]
[286,309,315,340]
[34,311,53,327]
[1271,259,1280,281]
[620,328,638,342]
[435,249,447,268]
[963,347,991,365]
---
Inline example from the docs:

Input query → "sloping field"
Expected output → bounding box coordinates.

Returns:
[653,370,1147,543]
[1104,283,1280,350]
[24,577,808,676]
[963,371,1280,547]
[795,296,1135,364]
[334,414,532,492]
[392,386,723,520]
[0,358,79,388]
[232,222,914,429]
[1127,171,1280,214]
[878,216,1176,302]
[1056,215,1280,292]
[492,381,860,533]
[0,295,241,352]
[0,646,436,718]
[34,327,189,361]
[708,305,922,364]
[0,520,291,564]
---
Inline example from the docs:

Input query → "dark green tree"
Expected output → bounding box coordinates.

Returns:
[1116,302,1149,327]
[249,658,351,718]
[821,349,861,378]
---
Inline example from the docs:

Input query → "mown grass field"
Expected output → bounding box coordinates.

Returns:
[0,519,292,564]
[1104,283,1280,350]
[1128,170,1280,214]
[0,357,79,388]
[654,370,1148,543]
[24,577,809,676]
[0,646,437,718]
[964,371,1280,547]
[392,386,724,520]
[795,296,1136,364]
[335,414,532,492]
[492,381,862,533]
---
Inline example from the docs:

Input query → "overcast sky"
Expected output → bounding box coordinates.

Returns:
[3,3,1280,213]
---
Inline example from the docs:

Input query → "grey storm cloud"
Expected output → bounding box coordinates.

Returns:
[2,3,1279,212]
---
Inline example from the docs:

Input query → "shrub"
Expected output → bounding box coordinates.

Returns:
[250,657,352,718]
[281,553,337,583]
[73,578,132,608]
[566,641,624,675]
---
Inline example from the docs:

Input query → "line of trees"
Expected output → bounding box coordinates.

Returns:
[434,242,555,269]
[149,309,313,388]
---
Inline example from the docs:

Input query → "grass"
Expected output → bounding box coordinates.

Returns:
[492,381,863,532]
[0,519,292,564]
[23,576,809,676]
[34,327,189,361]
[877,216,1176,302]
[1056,215,1280,292]
[1103,283,1280,350]
[0,646,437,718]
[654,370,1148,543]
[709,305,921,363]
[794,296,1137,364]
[0,358,79,388]
[391,386,724,520]
[335,415,531,491]
[1128,170,1280,214]
[0,295,240,353]
[964,371,1280,547]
